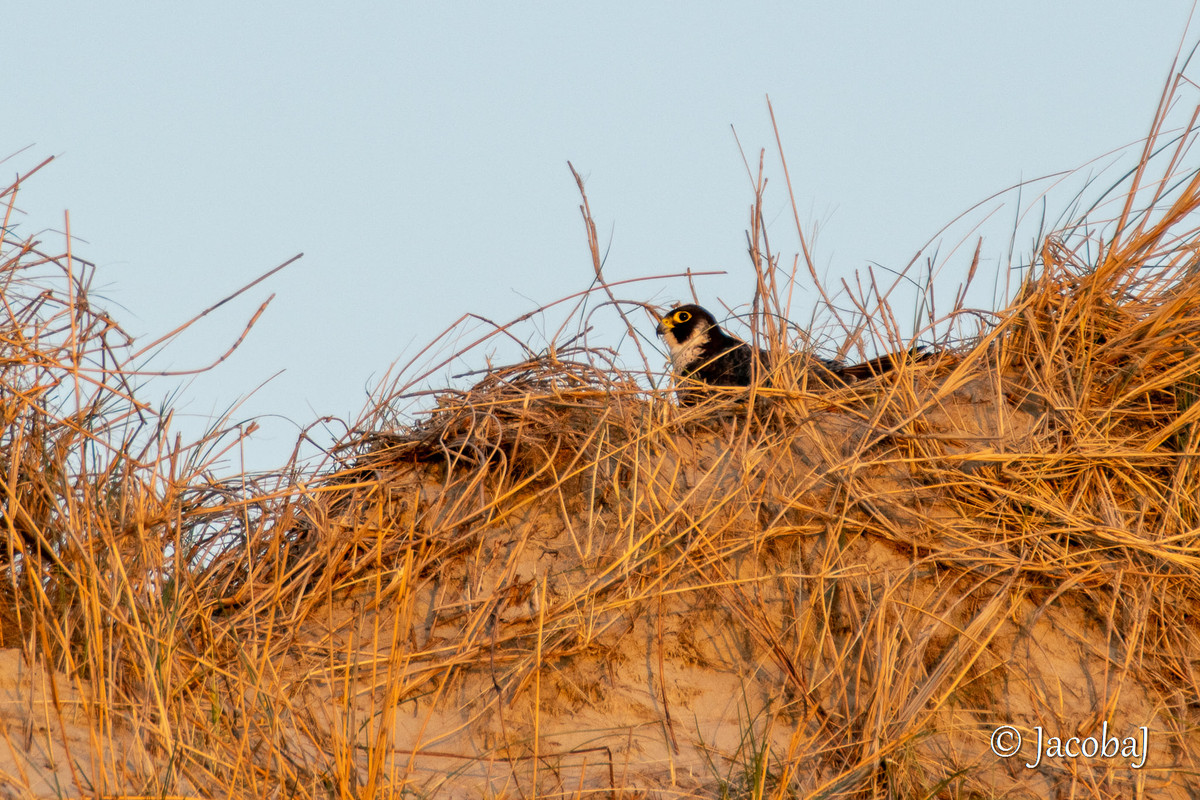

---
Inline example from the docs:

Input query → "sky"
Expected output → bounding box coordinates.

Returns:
[3,2,1198,473]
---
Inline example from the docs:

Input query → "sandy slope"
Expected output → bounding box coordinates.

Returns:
[5,369,1200,797]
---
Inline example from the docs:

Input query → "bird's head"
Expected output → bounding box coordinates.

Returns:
[655,304,722,371]
[655,304,717,342]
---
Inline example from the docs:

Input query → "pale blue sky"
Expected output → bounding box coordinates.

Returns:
[4,3,1196,471]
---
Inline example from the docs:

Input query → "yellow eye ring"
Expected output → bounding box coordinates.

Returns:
[676,310,691,323]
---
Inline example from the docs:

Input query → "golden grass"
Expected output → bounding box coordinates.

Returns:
[6,75,1200,799]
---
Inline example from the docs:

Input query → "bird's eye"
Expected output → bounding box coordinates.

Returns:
[676,310,691,323]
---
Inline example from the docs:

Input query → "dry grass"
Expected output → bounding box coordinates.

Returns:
[6,72,1200,799]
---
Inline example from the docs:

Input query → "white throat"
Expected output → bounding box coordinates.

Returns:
[664,327,710,374]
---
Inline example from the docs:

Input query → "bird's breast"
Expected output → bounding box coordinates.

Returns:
[668,330,709,374]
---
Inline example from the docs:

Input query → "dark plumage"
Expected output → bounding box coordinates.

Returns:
[654,303,924,404]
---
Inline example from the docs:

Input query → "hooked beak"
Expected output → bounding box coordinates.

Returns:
[655,317,671,337]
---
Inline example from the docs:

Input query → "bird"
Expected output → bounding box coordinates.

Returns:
[654,303,924,404]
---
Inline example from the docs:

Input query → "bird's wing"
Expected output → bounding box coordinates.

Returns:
[836,345,931,381]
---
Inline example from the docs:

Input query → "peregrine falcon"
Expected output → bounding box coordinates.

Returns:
[655,303,921,404]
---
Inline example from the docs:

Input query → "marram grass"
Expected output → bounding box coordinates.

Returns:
[5,82,1200,799]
